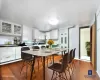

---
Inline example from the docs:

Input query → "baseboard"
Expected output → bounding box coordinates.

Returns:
[74,58,91,62]
[96,70,100,77]
[0,59,22,65]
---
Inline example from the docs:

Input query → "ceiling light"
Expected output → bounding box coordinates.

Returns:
[48,18,59,25]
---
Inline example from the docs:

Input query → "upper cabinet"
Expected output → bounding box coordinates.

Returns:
[14,24,22,35]
[46,32,50,39]
[22,25,33,41]
[50,29,58,39]
[32,29,58,40]
[33,28,45,40]
[1,22,12,34]
[0,20,22,36]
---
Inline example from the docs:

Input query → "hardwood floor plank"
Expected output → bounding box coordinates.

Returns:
[0,56,100,80]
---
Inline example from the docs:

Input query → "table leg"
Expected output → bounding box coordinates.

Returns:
[43,57,45,80]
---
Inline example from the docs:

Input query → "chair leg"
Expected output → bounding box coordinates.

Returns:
[51,71,55,80]
[64,71,68,80]
[73,61,76,69]
[67,66,71,79]
[20,61,25,74]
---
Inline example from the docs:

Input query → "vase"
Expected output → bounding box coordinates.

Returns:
[49,45,52,49]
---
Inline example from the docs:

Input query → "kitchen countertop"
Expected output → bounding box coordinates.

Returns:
[0,45,20,47]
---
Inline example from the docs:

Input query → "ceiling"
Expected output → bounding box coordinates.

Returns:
[0,0,100,31]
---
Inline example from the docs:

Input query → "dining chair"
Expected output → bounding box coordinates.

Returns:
[46,45,49,48]
[48,53,69,80]
[67,49,74,77]
[20,47,35,79]
[41,46,46,49]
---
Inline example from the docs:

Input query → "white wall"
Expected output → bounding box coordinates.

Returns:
[80,28,90,56]
[69,25,79,59]
[22,25,32,42]
[96,8,100,76]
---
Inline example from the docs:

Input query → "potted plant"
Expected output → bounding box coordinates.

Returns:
[85,42,91,56]
[47,39,54,49]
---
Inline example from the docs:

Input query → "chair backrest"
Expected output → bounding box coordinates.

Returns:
[69,49,73,63]
[32,46,40,49]
[21,47,32,60]
[41,46,45,49]
[46,45,49,48]
[61,53,69,71]
[73,48,76,59]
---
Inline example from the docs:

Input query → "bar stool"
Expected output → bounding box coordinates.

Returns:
[48,53,69,80]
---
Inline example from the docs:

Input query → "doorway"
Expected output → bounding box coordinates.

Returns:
[79,27,91,61]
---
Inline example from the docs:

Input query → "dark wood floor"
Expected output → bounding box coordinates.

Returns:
[0,56,100,80]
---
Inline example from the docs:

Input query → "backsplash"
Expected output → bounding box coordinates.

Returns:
[0,36,14,45]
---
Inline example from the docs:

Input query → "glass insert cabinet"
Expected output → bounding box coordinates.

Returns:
[0,20,22,36]
[14,25,22,34]
[2,22,12,33]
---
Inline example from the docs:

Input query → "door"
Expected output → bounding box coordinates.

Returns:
[59,28,68,50]
[79,27,91,61]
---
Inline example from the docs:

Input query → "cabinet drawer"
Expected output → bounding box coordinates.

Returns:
[0,54,15,63]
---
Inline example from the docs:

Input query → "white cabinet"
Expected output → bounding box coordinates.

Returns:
[0,20,13,35]
[0,47,21,64]
[15,47,21,59]
[34,28,40,39]
[22,25,32,41]
[0,47,16,63]
[0,20,22,36]
[39,32,45,40]
[46,32,50,39]
[50,29,58,39]
[33,28,45,40]
[14,24,22,36]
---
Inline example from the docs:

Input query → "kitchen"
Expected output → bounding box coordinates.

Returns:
[0,0,100,80]
[0,19,63,65]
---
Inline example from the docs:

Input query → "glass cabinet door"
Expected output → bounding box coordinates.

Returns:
[2,22,12,33]
[14,25,22,34]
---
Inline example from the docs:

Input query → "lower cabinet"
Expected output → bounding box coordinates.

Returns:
[15,47,21,59]
[0,47,16,63]
[0,47,21,64]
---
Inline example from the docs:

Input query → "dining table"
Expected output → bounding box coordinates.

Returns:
[22,48,68,80]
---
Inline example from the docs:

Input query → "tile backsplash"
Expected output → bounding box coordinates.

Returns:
[0,36,14,45]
